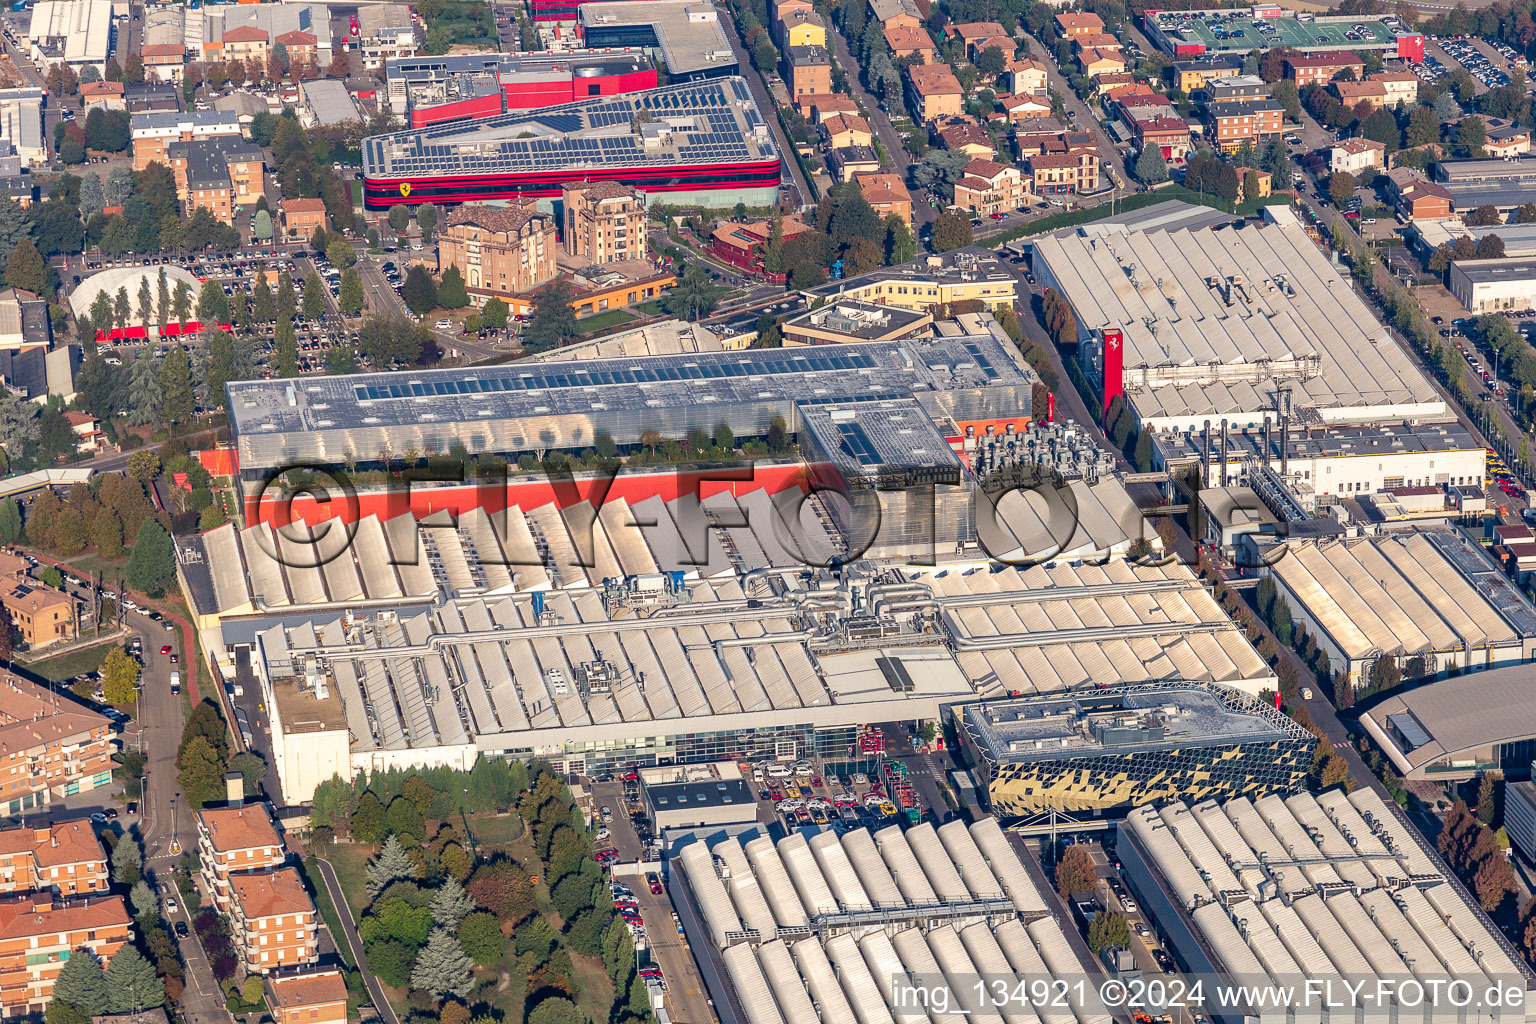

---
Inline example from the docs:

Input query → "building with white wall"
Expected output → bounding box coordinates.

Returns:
[26,0,112,71]
[0,89,44,166]
[1449,256,1536,314]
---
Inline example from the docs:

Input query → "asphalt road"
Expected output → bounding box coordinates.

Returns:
[717,8,811,208]
[316,856,403,1024]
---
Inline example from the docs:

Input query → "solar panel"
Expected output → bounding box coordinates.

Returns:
[836,422,882,467]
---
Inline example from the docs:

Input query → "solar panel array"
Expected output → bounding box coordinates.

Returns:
[363,77,775,178]
[351,351,880,402]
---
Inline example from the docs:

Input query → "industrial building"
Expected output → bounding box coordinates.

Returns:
[383,50,657,126]
[25,0,112,72]
[1360,665,1536,783]
[1431,155,1536,217]
[674,817,1112,1024]
[360,78,780,209]
[640,762,758,830]
[576,0,740,81]
[224,332,1035,524]
[1502,772,1536,863]
[1142,8,1421,59]
[957,682,1311,823]
[1406,220,1536,259]
[179,514,1274,801]
[1152,421,1487,511]
[1031,207,1446,431]
[1121,788,1534,1022]
[1448,257,1536,314]
[1267,527,1536,688]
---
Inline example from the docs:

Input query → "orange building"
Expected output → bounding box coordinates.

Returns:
[0,894,133,1017]
[0,580,74,648]
[0,674,116,816]
[280,198,328,237]
[1054,12,1103,39]
[198,804,285,914]
[883,24,935,62]
[0,821,107,896]
[855,172,913,226]
[229,867,319,974]
[267,967,348,1024]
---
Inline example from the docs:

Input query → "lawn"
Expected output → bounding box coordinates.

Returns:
[464,811,525,852]
[633,299,666,317]
[21,639,117,681]
[322,841,377,916]
[577,309,638,335]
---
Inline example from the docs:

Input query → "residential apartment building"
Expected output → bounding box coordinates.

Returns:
[1132,114,1191,165]
[167,138,264,223]
[221,25,270,62]
[777,8,825,48]
[280,197,328,237]
[1332,79,1386,111]
[855,172,913,225]
[561,182,646,265]
[1206,99,1282,150]
[0,894,131,1016]
[356,4,417,70]
[1283,51,1364,87]
[0,580,73,648]
[868,0,921,29]
[1054,12,1103,39]
[130,111,241,171]
[1485,117,1531,158]
[821,113,872,149]
[267,968,348,1024]
[276,30,319,66]
[1170,56,1241,93]
[1003,57,1049,95]
[228,867,319,974]
[437,203,559,305]
[804,248,1017,311]
[950,21,1013,59]
[905,64,963,121]
[1077,48,1126,78]
[884,24,935,62]
[1370,70,1418,106]
[1193,74,1268,104]
[1029,148,1099,194]
[938,122,994,159]
[785,46,831,102]
[197,804,285,914]
[0,821,106,896]
[953,158,1031,216]
[1387,166,1454,220]
[710,216,810,278]
[1331,137,1385,175]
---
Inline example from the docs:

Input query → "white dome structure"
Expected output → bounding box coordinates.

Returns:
[69,265,204,324]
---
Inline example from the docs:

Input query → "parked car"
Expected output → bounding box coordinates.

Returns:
[646,872,663,894]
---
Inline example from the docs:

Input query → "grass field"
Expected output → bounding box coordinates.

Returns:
[321,842,376,915]
[463,812,525,851]
[577,309,639,334]
[21,640,117,682]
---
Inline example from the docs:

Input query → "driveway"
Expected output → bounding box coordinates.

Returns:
[316,856,402,1024]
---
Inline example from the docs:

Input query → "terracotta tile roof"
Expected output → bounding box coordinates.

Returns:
[281,198,328,214]
[1136,115,1189,134]
[821,113,871,136]
[951,20,1007,39]
[62,411,97,427]
[855,172,911,207]
[268,968,348,1009]
[0,675,104,759]
[199,804,281,854]
[1054,12,1103,31]
[939,124,992,149]
[276,30,317,45]
[964,158,1009,179]
[0,893,129,939]
[1073,32,1121,49]
[12,820,106,869]
[908,64,962,95]
[1078,47,1125,68]
[1031,152,1085,169]
[1284,51,1362,69]
[563,181,644,201]
[81,81,124,97]
[142,44,186,59]
[222,25,269,43]
[955,175,993,192]
[883,24,933,50]
[444,203,549,236]
[230,867,313,920]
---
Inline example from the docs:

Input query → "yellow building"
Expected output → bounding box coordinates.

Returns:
[778,8,826,48]
[803,250,1017,311]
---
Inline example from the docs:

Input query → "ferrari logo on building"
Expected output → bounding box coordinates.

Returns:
[399,183,412,197]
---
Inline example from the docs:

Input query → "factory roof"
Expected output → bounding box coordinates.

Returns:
[300,79,362,125]
[361,77,775,182]
[578,0,736,77]
[1069,198,1239,237]
[1124,788,1531,998]
[523,319,728,359]
[783,299,930,341]
[1408,220,1536,257]
[1268,527,1536,661]
[1442,183,1536,212]
[1155,420,1483,464]
[1448,256,1536,284]
[1361,665,1536,775]
[27,0,111,66]
[1031,211,1443,423]
[1432,155,1536,184]
[226,332,1032,471]
[678,818,1111,1024]
[225,543,1272,771]
[962,682,1308,765]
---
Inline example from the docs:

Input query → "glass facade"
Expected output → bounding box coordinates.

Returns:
[497,722,863,773]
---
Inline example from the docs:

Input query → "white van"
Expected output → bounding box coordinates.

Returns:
[766,764,792,779]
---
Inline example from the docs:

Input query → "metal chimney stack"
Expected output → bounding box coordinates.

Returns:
[1219,418,1228,487]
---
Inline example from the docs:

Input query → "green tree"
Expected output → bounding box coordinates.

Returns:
[388,205,410,233]
[196,280,229,326]
[302,273,327,321]
[1478,772,1502,827]
[481,297,509,330]
[416,202,440,241]
[0,498,19,543]
[111,832,141,884]
[885,214,916,265]
[101,646,140,706]
[431,876,475,930]
[129,879,156,918]
[252,209,274,241]
[438,265,469,309]
[1457,115,1487,158]
[662,263,726,321]
[339,269,365,317]
[102,945,164,1012]
[1328,170,1356,207]
[401,266,438,314]
[1134,145,1168,184]
[362,938,415,988]
[523,278,580,353]
[360,897,433,947]
[51,948,108,1014]
[159,344,192,425]
[176,734,226,809]
[5,238,45,295]
[273,316,299,378]
[366,835,418,900]
[931,209,973,251]
[127,520,176,597]
[326,239,357,269]
[411,927,474,999]
[352,791,387,844]
[457,911,505,965]
[1087,911,1132,954]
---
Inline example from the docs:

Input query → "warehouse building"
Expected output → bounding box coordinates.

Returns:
[957,682,1311,824]
[1448,256,1536,314]
[1152,421,1487,511]
[640,762,757,831]
[1267,527,1536,688]
[25,0,112,72]
[1031,207,1446,431]
[576,0,740,80]
[1120,788,1534,1023]
[1360,665,1536,783]
[1406,220,1536,259]
[383,50,656,125]
[674,817,1112,1024]
[1502,772,1536,864]
[361,78,778,209]
[181,534,1274,802]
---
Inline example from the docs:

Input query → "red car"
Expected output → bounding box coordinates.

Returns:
[810,776,824,788]
[621,910,643,924]
[990,212,1005,219]
[160,645,172,656]
[646,872,663,894]
[638,968,663,980]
